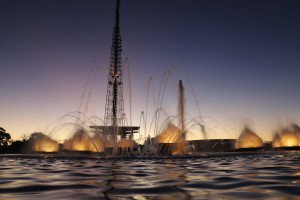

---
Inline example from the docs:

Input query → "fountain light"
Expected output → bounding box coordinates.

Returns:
[157,123,181,144]
[29,132,59,153]
[272,127,300,148]
[235,127,263,149]
[63,129,105,152]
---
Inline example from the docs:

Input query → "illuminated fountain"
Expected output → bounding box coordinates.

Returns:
[41,110,138,155]
[28,132,59,153]
[154,80,187,155]
[63,129,105,153]
[138,67,209,155]
[235,127,264,150]
[155,123,183,155]
[272,124,300,149]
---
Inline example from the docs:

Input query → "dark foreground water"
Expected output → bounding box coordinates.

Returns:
[1,151,300,200]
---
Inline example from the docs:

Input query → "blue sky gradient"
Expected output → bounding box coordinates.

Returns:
[1,0,300,141]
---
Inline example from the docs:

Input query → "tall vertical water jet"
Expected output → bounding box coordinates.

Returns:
[173,80,186,154]
[156,80,187,155]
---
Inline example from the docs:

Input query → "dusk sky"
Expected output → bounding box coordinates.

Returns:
[1,0,300,141]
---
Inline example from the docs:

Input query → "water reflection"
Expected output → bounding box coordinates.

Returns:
[1,152,300,199]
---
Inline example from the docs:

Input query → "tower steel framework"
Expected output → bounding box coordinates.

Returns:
[90,0,139,139]
[104,0,124,127]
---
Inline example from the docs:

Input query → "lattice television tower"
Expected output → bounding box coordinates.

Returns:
[90,0,139,140]
[104,0,124,127]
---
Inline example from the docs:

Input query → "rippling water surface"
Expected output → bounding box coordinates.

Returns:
[1,151,300,199]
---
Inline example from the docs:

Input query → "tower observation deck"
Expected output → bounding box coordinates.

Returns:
[90,0,139,140]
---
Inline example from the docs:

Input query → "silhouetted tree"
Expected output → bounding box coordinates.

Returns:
[7,133,30,153]
[20,133,30,141]
[0,127,12,147]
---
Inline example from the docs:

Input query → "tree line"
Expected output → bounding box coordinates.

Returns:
[0,127,46,153]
